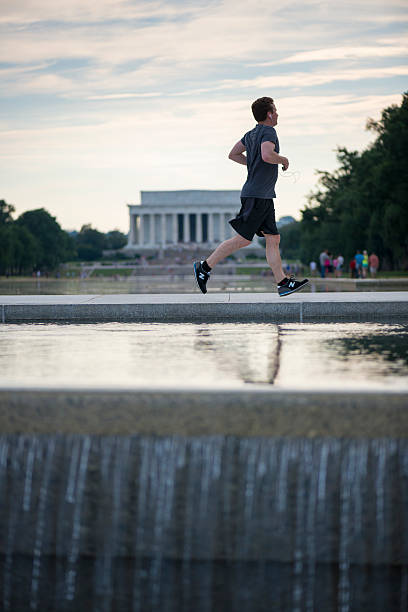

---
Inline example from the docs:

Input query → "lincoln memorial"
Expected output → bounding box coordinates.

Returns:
[124,190,263,251]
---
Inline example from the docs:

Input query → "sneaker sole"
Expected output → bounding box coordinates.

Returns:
[278,280,309,297]
[193,262,207,294]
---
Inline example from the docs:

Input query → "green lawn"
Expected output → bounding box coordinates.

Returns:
[90,268,134,277]
[236,266,269,275]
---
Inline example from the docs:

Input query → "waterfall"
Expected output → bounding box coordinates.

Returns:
[0,435,407,611]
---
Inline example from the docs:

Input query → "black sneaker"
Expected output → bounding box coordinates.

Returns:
[193,261,210,294]
[278,275,309,297]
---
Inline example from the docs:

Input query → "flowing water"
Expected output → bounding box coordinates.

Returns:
[1,304,407,609]
[0,435,407,611]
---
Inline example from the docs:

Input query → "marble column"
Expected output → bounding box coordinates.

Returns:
[161,213,166,246]
[208,213,214,244]
[183,213,190,243]
[147,214,153,245]
[154,214,158,245]
[226,213,233,239]
[133,214,139,245]
[140,215,145,245]
[148,214,152,245]
[196,212,202,244]
[128,214,136,245]
[219,212,225,242]
[172,214,178,244]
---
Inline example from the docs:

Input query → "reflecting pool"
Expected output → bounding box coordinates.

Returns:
[1,321,407,390]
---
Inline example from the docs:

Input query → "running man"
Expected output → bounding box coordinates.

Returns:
[193,96,308,297]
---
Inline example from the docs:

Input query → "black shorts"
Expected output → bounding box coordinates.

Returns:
[229,197,279,241]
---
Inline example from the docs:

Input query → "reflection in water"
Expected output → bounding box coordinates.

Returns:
[327,326,408,370]
[0,323,280,389]
[0,322,407,390]
[194,326,280,384]
[275,322,408,389]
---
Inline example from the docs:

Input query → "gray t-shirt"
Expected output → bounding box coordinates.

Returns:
[319,251,328,266]
[240,125,280,199]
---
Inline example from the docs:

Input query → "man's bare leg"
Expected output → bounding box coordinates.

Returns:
[194,233,251,293]
[206,234,251,268]
[264,233,309,295]
[264,233,286,283]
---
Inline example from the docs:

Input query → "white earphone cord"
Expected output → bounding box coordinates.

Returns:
[280,170,301,183]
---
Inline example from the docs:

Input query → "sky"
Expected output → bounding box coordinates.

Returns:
[0,0,407,233]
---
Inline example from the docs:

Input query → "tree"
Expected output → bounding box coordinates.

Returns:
[0,199,15,226]
[75,224,107,261]
[105,230,128,250]
[299,93,408,269]
[279,221,301,260]
[0,223,38,275]
[17,208,74,271]
[0,199,39,274]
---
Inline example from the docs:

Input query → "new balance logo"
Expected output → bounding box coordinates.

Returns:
[288,281,295,288]
[199,273,205,279]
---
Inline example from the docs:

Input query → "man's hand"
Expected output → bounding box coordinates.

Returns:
[281,157,289,171]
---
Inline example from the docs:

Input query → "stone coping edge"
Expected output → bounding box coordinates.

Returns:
[2,301,408,323]
[0,388,407,437]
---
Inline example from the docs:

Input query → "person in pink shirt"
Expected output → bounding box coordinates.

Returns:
[369,253,379,278]
[325,253,331,277]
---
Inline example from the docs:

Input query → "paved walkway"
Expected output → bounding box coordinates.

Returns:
[1,291,407,322]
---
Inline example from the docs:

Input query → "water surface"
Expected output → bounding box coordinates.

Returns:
[1,321,407,390]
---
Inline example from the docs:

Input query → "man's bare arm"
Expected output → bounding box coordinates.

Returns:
[228,140,247,165]
[261,141,289,170]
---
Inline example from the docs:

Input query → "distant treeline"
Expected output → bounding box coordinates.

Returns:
[280,92,408,269]
[0,203,127,275]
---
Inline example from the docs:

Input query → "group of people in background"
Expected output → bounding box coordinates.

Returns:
[350,250,379,278]
[314,250,345,278]
[311,249,380,279]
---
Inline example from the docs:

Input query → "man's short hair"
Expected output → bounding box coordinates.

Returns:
[251,97,274,122]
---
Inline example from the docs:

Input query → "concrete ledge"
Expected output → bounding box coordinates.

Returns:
[1,388,407,437]
[1,291,408,322]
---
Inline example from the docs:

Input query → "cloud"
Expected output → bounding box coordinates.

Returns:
[0,0,205,25]
[215,66,408,93]
[0,61,53,77]
[82,62,408,101]
[1,0,406,231]
[1,0,404,67]
[277,93,403,136]
[252,44,408,66]
[3,50,407,99]
[1,0,406,103]
[0,93,402,158]
[87,92,162,100]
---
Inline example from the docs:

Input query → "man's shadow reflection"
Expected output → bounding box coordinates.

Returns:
[194,325,280,385]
